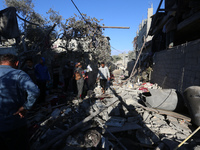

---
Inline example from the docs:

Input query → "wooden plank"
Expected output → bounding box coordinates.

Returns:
[156,108,191,122]
[100,26,130,29]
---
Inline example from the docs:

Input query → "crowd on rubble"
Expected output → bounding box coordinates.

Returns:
[0,53,112,150]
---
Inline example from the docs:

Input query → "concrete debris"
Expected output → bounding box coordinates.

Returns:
[27,73,200,150]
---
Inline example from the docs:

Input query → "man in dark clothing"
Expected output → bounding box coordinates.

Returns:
[74,63,85,99]
[23,58,37,84]
[0,54,40,150]
[62,61,74,92]
[35,57,50,103]
[52,54,60,88]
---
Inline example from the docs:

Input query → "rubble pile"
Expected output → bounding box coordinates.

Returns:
[28,75,200,150]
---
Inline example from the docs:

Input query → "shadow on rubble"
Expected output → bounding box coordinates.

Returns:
[28,82,197,150]
[104,86,159,150]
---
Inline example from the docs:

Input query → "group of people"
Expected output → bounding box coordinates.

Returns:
[23,57,50,104]
[0,53,111,149]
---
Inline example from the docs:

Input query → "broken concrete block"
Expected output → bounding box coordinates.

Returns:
[154,114,165,120]
[159,126,177,135]
[107,122,142,133]
[194,145,200,150]
[143,111,151,123]
[175,133,187,140]
[99,111,109,121]
[106,116,126,127]
[125,98,139,106]
[122,94,132,100]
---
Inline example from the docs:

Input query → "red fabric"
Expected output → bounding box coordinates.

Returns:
[139,87,149,93]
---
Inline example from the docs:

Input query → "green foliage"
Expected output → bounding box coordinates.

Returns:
[4,0,34,17]
[128,50,136,60]
[112,55,122,63]
[3,0,112,66]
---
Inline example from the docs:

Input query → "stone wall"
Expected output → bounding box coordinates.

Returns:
[151,39,200,92]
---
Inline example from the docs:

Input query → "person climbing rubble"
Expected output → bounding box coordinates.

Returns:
[0,54,40,150]
[97,62,110,94]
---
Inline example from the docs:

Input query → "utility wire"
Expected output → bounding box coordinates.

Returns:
[71,0,86,22]
[111,46,124,53]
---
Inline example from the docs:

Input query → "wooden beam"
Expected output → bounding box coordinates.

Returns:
[156,0,164,14]
[100,26,130,29]
[177,11,200,31]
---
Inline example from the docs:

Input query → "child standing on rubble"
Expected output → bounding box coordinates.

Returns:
[97,62,110,94]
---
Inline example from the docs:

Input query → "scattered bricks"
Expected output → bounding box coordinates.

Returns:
[122,94,133,100]
[175,133,187,141]
[99,111,109,121]
[152,119,167,128]
[154,114,165,120]
[107,106,113,115]
[125,98,138,106]
[142,111,151,123]
[167,116,179,127]
[159,126,177,135]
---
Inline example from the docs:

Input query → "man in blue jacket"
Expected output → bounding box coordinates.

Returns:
[35,57,51,103]
[0,54,40,150]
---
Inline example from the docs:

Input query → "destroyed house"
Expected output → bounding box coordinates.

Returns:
[149,0,200,52]
[147,0,200,92]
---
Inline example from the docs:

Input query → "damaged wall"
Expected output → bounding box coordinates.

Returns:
[151,39,200,92]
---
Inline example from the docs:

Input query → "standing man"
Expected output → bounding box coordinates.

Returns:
[0,54,40,150]
[74,62,85,99]
[35,57,51,103]
[62,61,74,92]
[51,54,60,88]
[23,58,37,84]
[97,62,110,94]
